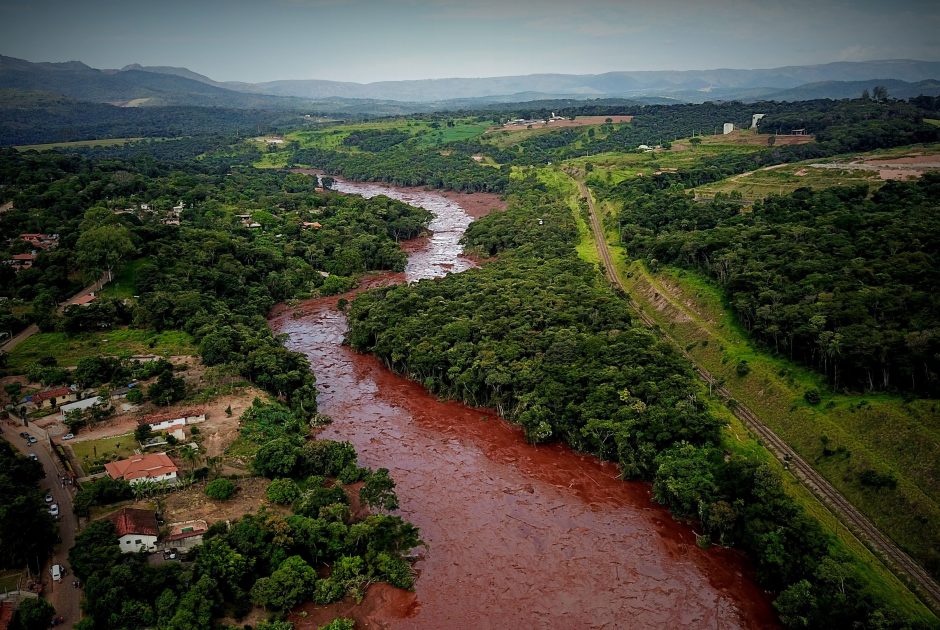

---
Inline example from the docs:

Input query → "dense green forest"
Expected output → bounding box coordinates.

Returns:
[345,173,928,628]
[0,440,57,572]
[610,175,940,394]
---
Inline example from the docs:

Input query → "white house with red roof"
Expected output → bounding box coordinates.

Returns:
[106,508,160,553]
[104,452,178,486]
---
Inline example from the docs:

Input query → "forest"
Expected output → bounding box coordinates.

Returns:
[610,175,940,394]
[345,173,928,628]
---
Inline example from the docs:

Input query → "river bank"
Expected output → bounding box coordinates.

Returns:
[271,176,777,629]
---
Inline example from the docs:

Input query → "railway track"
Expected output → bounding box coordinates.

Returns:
[576,178,940,614]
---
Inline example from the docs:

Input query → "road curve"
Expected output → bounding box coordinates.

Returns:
[575,178,940,615]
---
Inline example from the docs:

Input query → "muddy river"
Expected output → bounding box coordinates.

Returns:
[270,178,777,629]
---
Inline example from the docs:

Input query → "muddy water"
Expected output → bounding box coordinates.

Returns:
[271,178,777,629]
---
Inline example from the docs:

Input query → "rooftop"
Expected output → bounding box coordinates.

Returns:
[104,452,178,481]
[107,507,159,537]
[30,386,73,403]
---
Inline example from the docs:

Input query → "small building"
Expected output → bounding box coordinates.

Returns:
[164,519,209,551]
[144,410,206,433]
[723,123,735,134]
[104,452,178,486]
[751,113,766,129]
[26,386,77,410]
[59,396,103,419]
[107,508,160,553]
[301,221,322,230]
[71,293,97,306]
[20,233,59,250]
[8,253,37,271]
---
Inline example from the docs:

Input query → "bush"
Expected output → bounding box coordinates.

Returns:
[803,389,821,405]
[735,360,751,377]
[266,478,301,505]
[204,478,236,500]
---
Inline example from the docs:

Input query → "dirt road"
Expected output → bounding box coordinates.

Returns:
[1,272,109,353]
[3,423,82,625]
[575,177,940,615]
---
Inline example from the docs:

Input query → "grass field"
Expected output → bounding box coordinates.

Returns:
[8,329,196,370]
[285,118,492,153]
[71,433,137,475]
[694,142,940,199]
[13,137,146,151]
[99,259,147,299]
[535,168,599,266]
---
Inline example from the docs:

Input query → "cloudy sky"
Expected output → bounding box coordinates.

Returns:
[0,0,938,83]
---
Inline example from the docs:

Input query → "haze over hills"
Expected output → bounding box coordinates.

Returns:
[2,55,940,111]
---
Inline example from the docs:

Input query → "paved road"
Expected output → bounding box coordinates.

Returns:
[3,422,82,625]
[575,177,940,615]
[1,272,109,353]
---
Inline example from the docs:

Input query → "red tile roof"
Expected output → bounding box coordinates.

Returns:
[71,294,96,306]
[165,519,209,541]
[107,508,159,537]
[32,386,72,403]
[11,253,36,261]
[104,452,178,482]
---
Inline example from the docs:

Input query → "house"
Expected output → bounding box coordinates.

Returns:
[71,293,97,306]
[164,519,209,550]
[26,386,77,410]
[106,508,160,553]
[144,410,206,432]
[8,253,36,271]
[19,233,59,250]
[59,396,103,419]
[105,452,178,486]
[301,221,322,230]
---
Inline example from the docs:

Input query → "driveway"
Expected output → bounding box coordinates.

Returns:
[3,422,82,625]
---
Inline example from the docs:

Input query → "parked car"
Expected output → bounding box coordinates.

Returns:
[26,435,38,444]
[28,453,38,461]
[162,548,179,560]
[50,564,62,582]
[61,433,74,441]
[48,504,59,517]
[19,431,29,439]
[45,493,53,503]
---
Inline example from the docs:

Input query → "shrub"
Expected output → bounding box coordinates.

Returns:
[803,389,821,405]
[266,478,300,505]
[205,478,236,500]
[735,360,751,377]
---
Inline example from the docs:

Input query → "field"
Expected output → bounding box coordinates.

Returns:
[13,137,146,151]
[483,117,634,149]
[70,433,138,475]
[7,329,196,370]
[695,142,940,199]
[98,259,148,299]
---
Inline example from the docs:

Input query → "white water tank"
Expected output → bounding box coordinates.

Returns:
[723,123,734,134]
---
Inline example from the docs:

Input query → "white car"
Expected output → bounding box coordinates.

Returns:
[45,493,53,503]
[48,504,59,517]
[61,433,74,441]
[50,564,62,582]
[28,453,38,461]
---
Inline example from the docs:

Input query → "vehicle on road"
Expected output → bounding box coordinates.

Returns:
[27,435,38,444]
[48,503,59,517]
[28,453,38,461]
[45,493,53,503]
[50,564,62,581]
[61,433,74,440]
[163,548,179,560]
[19,431,29,439]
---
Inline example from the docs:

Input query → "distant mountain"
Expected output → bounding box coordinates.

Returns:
[2,55,939,113]
[242,60,940,102]
[0,55,312,109]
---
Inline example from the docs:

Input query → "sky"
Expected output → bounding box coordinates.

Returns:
[0,0,938,83]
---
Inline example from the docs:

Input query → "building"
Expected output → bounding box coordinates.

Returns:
[751,113,766,129]
[71,293,97,307]
[144,410,206,433]
[163,519,209,551]
[104,452,178,486]
[25,386,77,410]
[107,508,160,553]
[8,253,36,271]
[301,221,322,230]
[723,123,735,134]
[19,233,59,250]
[59,396,103,419]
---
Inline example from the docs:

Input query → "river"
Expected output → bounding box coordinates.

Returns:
[269,178,777,629]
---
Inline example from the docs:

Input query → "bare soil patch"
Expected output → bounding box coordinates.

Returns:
[134,477,282,524]
[438,190,506,218]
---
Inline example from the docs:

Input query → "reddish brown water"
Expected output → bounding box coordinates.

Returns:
[271,178,777,629]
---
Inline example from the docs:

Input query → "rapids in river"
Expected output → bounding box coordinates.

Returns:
[270,178,777,629]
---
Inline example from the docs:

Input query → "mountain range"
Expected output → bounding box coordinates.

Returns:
[1,55,940,111]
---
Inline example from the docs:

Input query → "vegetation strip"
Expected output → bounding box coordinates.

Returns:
[577,176,940,614]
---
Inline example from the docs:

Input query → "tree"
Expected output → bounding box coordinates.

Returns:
[872,85,889,102]
[266,478,301,505]
[205,478,236,500]
[250,555,316,611]
[69,520,122,581]
[147,369,186,406]
[11,597,54,630]
[253,438,302,478]
[689,137,702,150]
[76,224,134,282]
[135,423,153,443]
[360,468,399,511]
